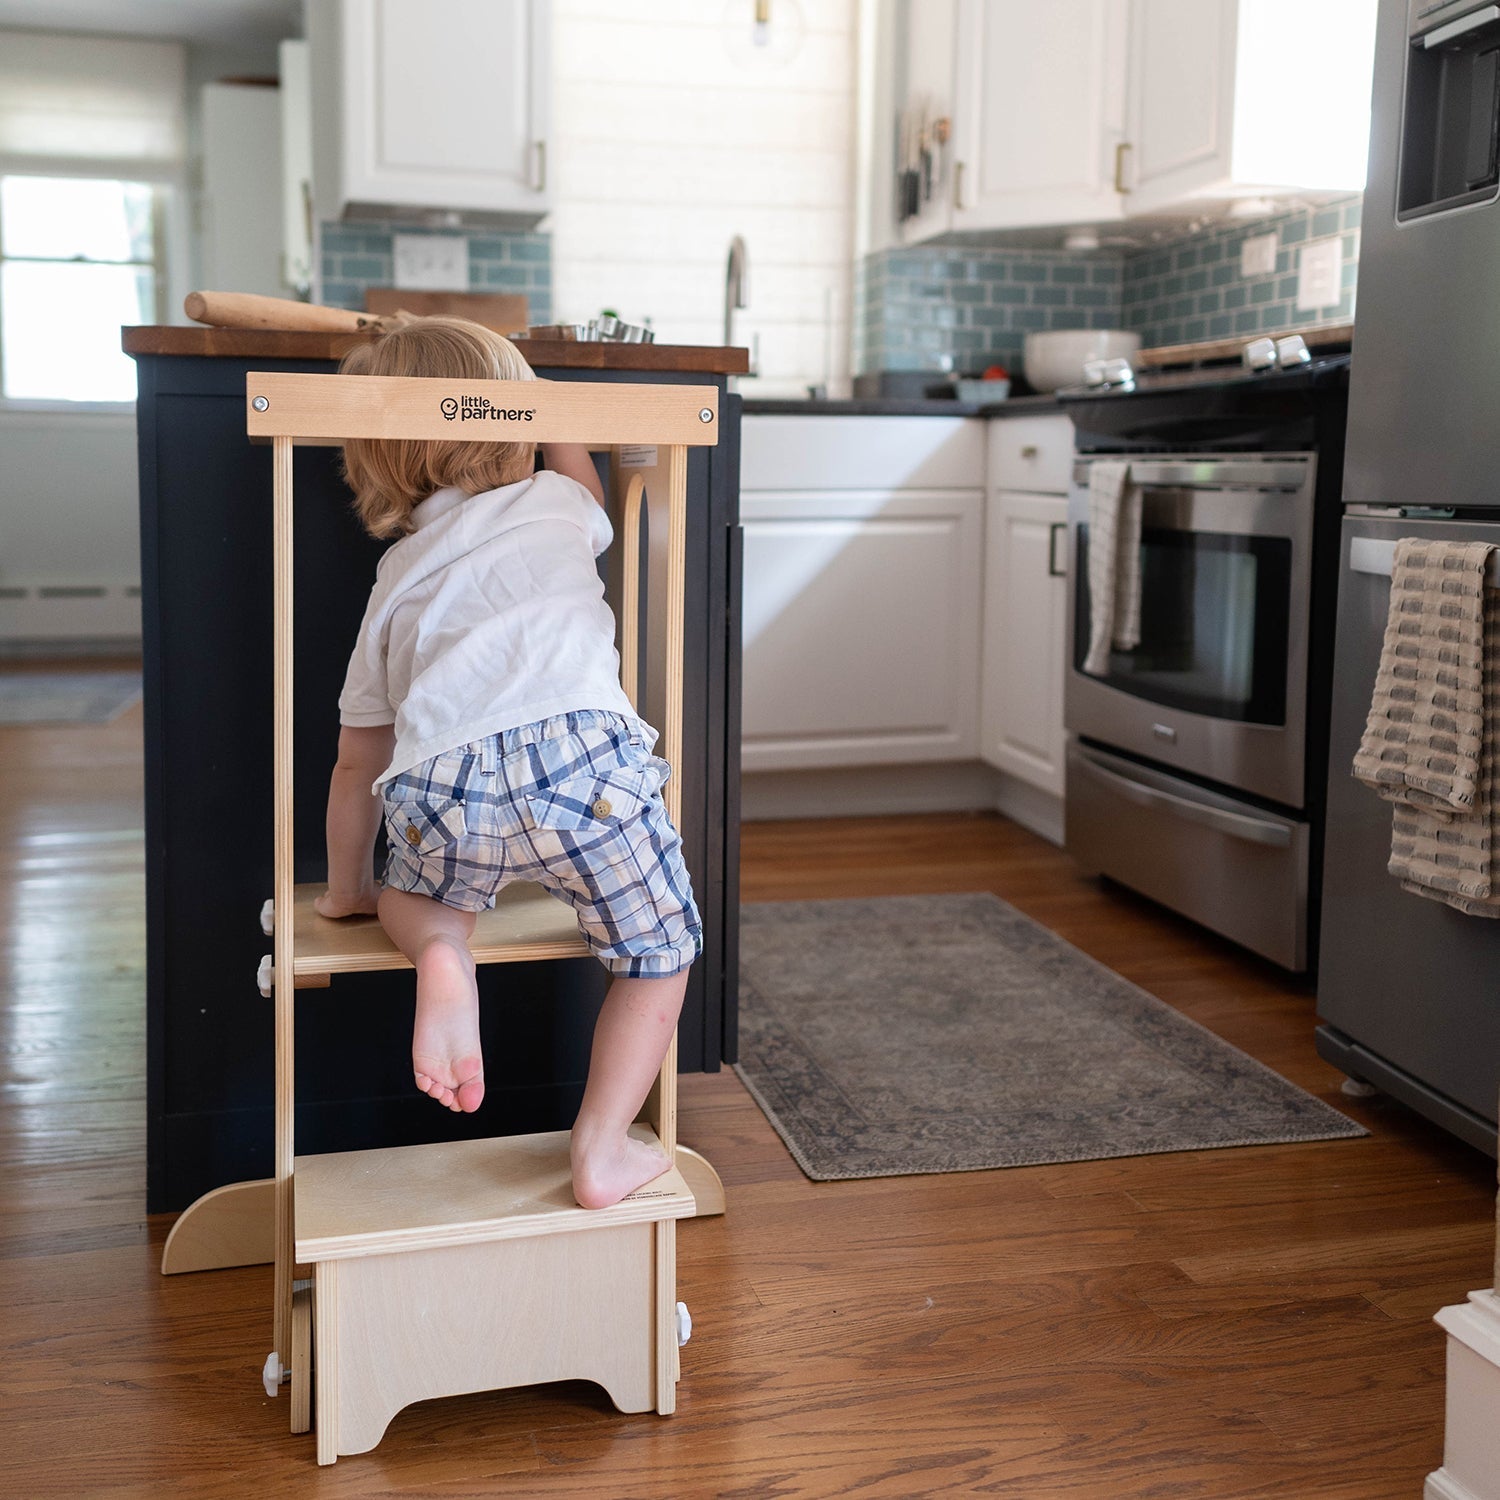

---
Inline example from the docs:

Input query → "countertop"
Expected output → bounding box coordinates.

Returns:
[742,391,1064,418]
[122,325,751,375]
[748,324,1355,419]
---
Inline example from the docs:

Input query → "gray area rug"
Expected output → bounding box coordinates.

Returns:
[735,892,1365,1181]
[0,671,142,726]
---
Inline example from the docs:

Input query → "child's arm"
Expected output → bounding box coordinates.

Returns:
[541,442,605,507]
[315,723,395,919]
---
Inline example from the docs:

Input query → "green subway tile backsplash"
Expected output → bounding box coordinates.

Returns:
[854,194,1361,378]
[318,219,552,324]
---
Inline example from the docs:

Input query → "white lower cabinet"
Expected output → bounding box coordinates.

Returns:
[739,410,1073,833]
[741,486,983,772]
[979,489,1068,797]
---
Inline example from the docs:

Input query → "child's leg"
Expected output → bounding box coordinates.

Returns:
[377,887,483,1114]
[570,969,690,1210]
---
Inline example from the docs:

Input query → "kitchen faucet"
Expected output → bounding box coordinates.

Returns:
[724,235,748,351]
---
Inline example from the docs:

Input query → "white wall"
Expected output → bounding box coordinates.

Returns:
[0,409,141,642]
[549,0,859,397]
[0,35,285,647]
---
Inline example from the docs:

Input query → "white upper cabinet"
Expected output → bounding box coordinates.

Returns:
[309,0,551,223]
[874,0,1377,238]
[950,0,1128,232]
[1123,0,1377,215]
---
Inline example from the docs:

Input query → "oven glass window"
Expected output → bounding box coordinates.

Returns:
[1074,524,1292,723]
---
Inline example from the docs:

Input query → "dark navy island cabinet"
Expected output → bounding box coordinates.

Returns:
[128,332,742,1213]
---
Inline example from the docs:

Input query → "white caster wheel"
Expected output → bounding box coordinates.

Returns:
[262,1350,283,1397]
[256,954,274,998]
[1341,1076,1379,1099]
[260,898,275,936]
[675,1301,692,1347]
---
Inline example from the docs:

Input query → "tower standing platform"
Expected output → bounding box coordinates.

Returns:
[216,369,723,1462]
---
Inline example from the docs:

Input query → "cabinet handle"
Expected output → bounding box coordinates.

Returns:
[532,139,547,194]
[1048,521,1067,578]
[1114,141,1131,195]
[1020,444,1039,459]
[953,160,967,210]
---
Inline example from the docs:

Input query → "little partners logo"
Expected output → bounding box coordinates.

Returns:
[439,394,536,423]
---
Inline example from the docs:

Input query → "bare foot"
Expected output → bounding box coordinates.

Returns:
[571,1129,671,1210]
[411,935,484,1113]
[315,886,380,919]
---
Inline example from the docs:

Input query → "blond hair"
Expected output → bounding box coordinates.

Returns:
[340,316,538,539]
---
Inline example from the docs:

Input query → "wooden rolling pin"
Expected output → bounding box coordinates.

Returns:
[184,290,397,332]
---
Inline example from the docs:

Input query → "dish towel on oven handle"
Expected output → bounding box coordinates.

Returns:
[1082,460,1141,677]
[1352,536,1500,915]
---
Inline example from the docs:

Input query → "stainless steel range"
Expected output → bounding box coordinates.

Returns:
[1057,354,1350,972]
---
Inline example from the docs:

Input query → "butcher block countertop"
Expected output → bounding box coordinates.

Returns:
[122,325,751,374]
[1136,321,1353,368]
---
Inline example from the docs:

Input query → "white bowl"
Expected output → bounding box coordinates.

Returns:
[1023,330,1141,393]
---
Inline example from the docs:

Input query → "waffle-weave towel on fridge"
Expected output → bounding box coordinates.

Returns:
[1353,536,1500,913]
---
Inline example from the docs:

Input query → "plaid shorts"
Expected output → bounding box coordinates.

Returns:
[380,710,701,977]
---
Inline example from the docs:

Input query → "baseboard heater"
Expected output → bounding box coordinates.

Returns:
[0,582,142,643]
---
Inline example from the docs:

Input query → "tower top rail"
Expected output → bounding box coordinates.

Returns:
[245,372,720,447]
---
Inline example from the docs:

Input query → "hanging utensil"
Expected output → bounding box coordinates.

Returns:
[912,96,924,202]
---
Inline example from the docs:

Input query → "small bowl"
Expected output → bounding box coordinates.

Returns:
[956,377,1010,403]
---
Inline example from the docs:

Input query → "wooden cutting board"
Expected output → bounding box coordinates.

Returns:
[362,289,528,333]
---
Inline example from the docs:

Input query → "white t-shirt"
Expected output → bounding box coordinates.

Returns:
[338,469,638,787]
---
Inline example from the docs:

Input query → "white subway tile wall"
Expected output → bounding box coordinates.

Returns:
[549,0,858,396]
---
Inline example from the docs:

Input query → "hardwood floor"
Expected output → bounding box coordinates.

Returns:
[2,664,1494,1497]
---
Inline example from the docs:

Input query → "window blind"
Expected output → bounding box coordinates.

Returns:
[0,30,186,174]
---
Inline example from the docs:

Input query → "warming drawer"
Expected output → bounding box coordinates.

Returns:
[1066,741,1310,970]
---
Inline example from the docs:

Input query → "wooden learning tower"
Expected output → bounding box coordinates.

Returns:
[170,370,726,1464]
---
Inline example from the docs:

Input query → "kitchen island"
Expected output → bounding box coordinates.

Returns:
[124,327,745,1213]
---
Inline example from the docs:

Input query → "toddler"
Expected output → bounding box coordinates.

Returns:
[315,316,701,1210]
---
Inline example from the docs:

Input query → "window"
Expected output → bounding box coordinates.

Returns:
[0,175,163,403]
[0,31,185,405]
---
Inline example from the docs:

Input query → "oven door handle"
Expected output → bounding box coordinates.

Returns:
[1072,747,1293,848]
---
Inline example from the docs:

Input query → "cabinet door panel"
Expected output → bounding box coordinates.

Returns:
[1127,0,1236,212]
[340,0,548,216]
[981,490,1067,796]
[954,0,1126,230]
[741,490,983,770]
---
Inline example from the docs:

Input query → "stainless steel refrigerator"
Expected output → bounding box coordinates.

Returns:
[1317,0,1500,1152]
